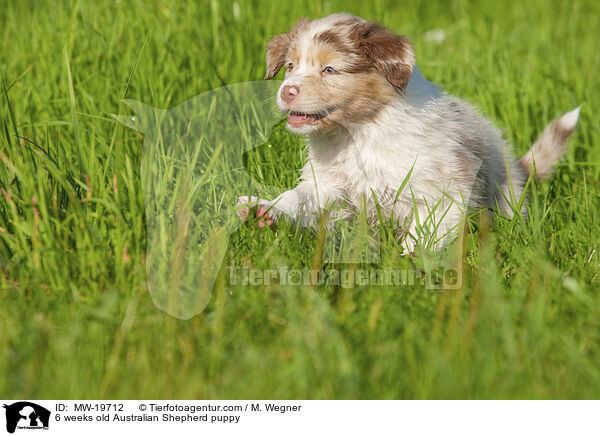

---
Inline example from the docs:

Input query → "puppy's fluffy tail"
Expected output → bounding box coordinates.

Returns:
[519,106,580,180]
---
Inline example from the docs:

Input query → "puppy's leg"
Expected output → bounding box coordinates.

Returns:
[236,189,303,227]
[237,180,342,228]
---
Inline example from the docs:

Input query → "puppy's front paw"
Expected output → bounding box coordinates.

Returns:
[236,196,259,221]
[255,204,274,228]
[236,196,275,228]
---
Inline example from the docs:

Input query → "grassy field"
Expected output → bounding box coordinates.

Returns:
[1,0,599,399]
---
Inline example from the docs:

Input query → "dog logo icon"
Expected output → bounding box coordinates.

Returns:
[3,402,50,434]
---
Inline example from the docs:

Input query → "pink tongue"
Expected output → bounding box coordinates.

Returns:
[288,113,317,125]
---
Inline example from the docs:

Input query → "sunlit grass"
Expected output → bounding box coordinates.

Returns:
[1,0,599,399]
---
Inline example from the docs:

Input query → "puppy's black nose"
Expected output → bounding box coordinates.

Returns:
[280,85,299,104]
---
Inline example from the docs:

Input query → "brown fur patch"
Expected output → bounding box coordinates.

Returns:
[315,30,354,55]
[265,18,310,79]
[347,21,415,90]
[518,112,578,180]
[313,45,348,71]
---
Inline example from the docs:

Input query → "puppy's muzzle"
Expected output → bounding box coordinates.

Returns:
[280,85,299,104]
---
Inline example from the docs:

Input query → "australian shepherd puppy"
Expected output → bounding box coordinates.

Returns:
[238,13,579,252]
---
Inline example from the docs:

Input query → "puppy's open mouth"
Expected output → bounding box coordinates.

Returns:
[287,109,333,127]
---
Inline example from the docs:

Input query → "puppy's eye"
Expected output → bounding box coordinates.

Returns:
[287,62,294,71]
[323,66,337,74]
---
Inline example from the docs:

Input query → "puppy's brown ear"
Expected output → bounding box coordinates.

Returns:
[265,18,309,79]
[265,33,290,79]
[351,21,415,90]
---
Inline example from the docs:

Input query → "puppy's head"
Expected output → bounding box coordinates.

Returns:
[265,13,415,134]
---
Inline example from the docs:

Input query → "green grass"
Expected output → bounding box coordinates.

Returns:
[1,0,600,399]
